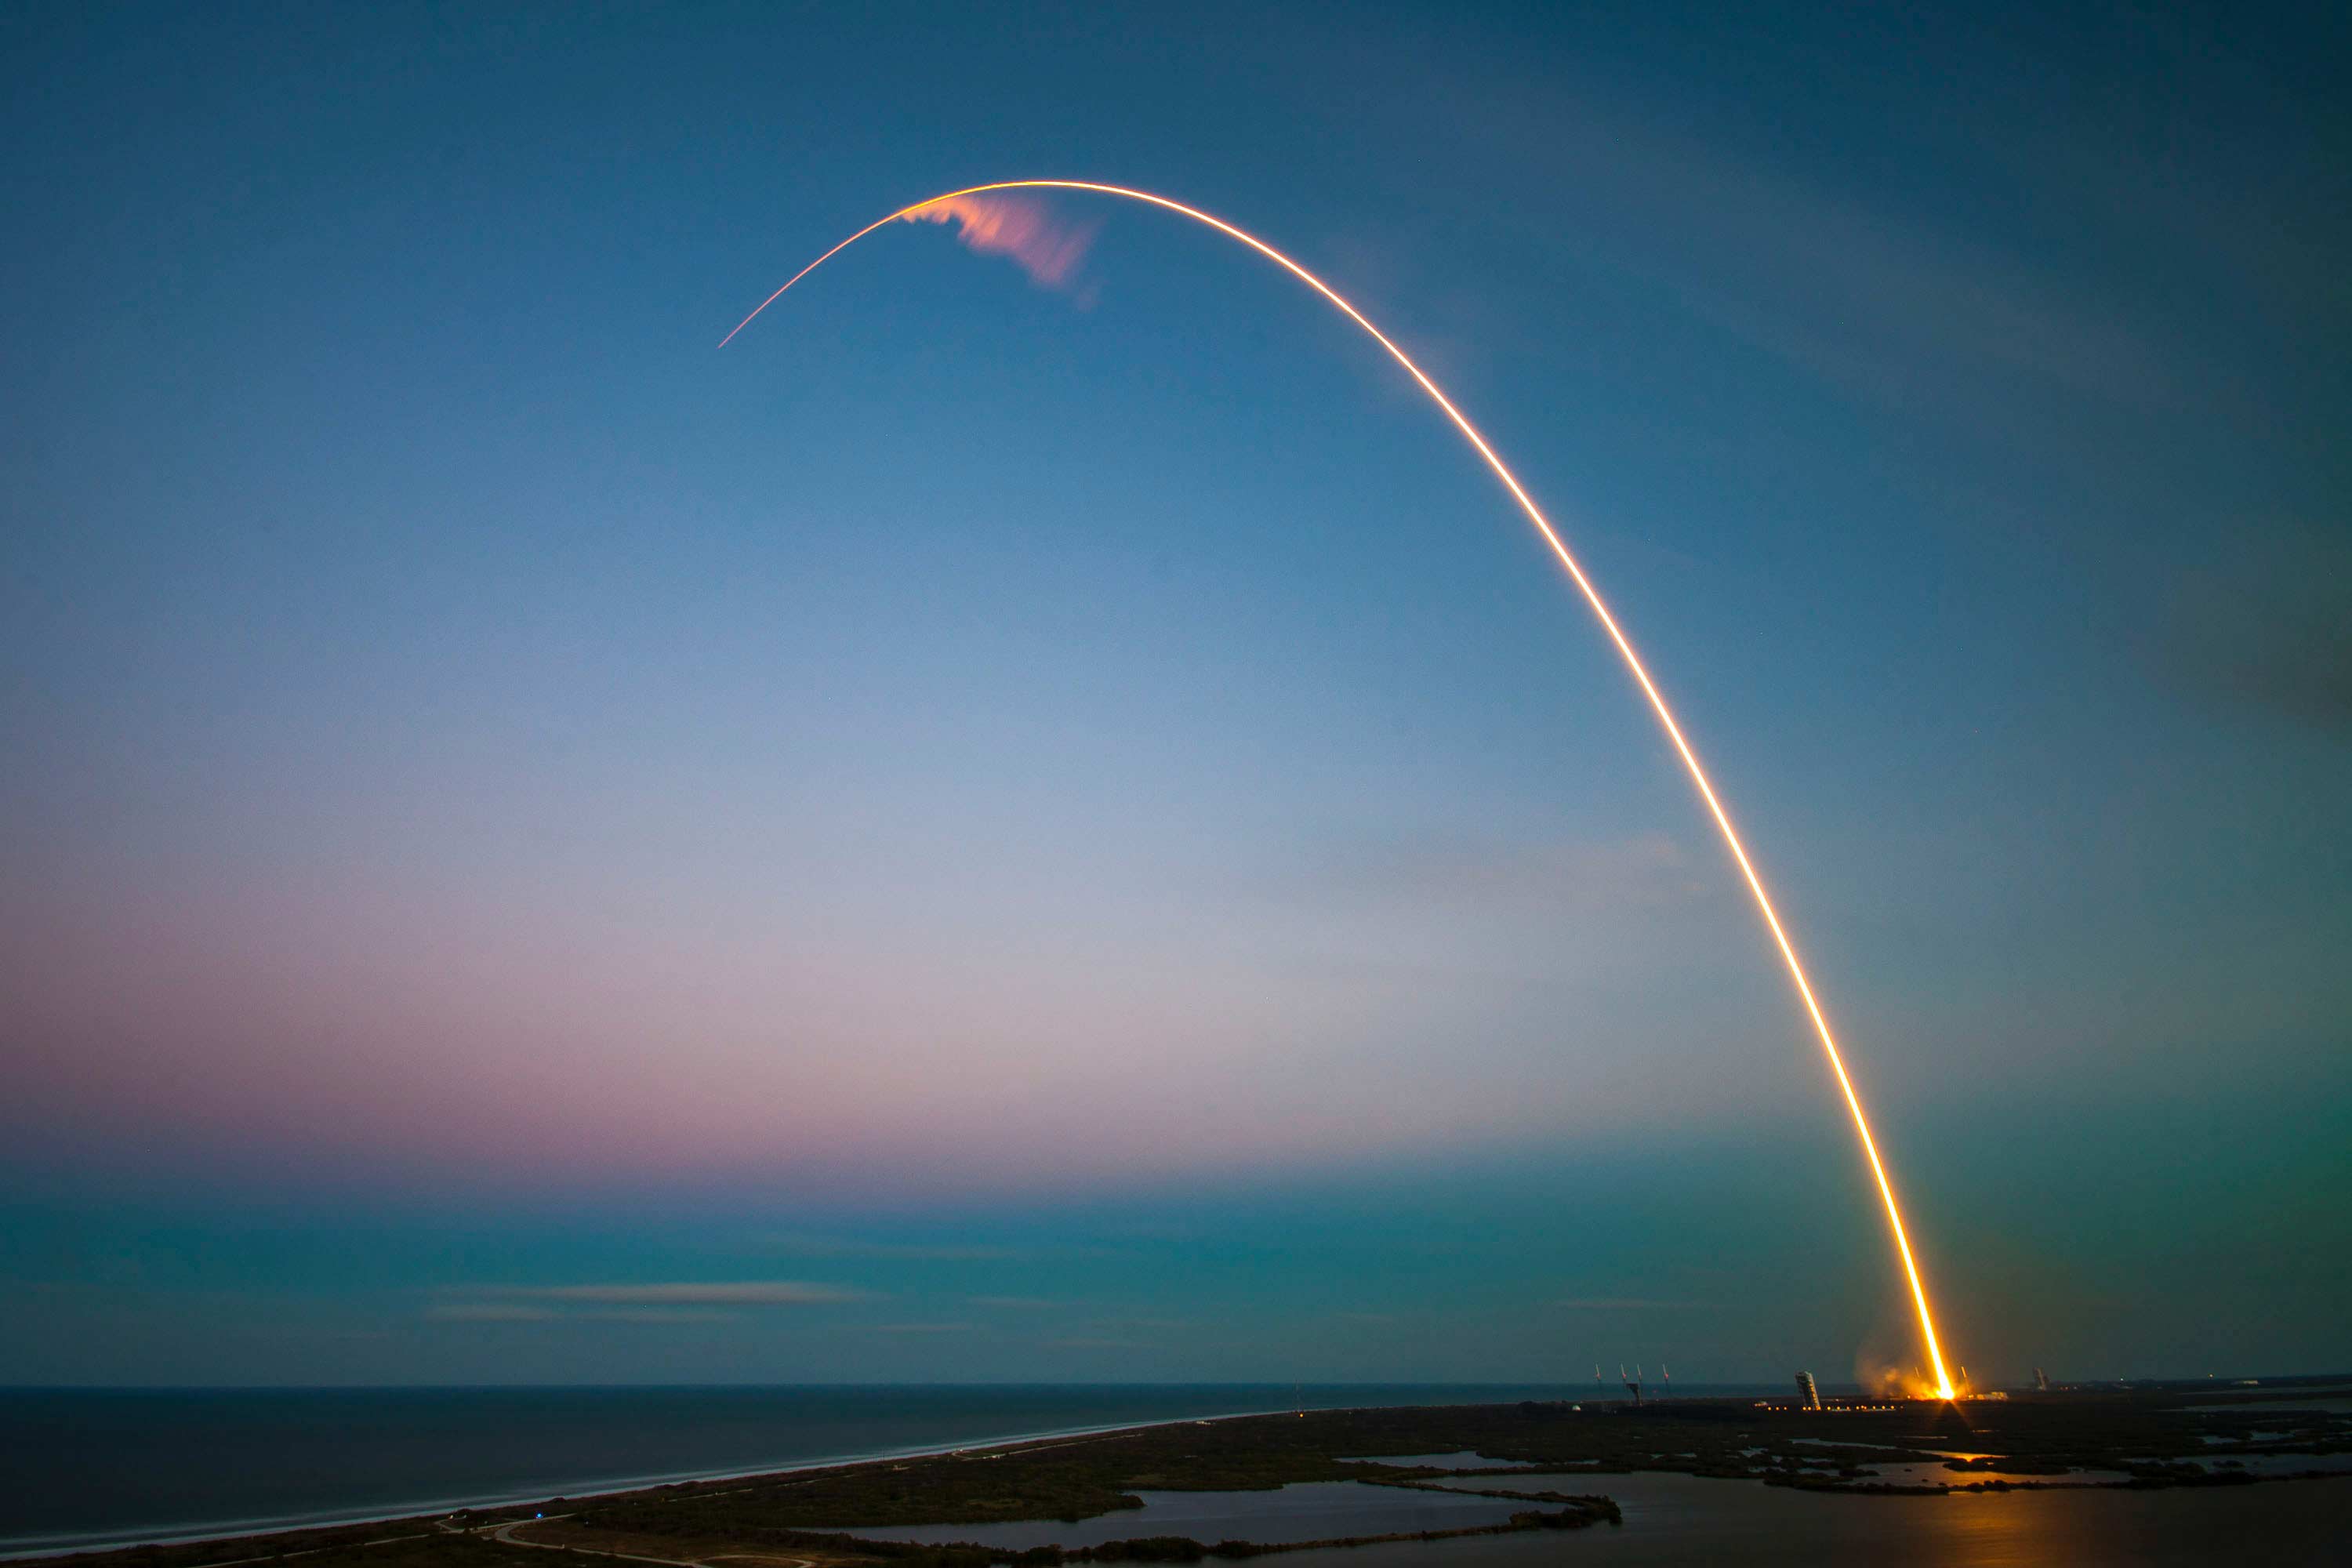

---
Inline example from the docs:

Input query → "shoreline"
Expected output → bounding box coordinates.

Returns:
[0,1402,1323,1563]
[15,1384,2340,1564]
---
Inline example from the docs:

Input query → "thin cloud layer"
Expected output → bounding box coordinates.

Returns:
[765,1232,1027,1261]
[424,1302,557,1322]
[492,1281,869,1305]
[1555,1297,1712,1311]
[968,1295,1063,1310]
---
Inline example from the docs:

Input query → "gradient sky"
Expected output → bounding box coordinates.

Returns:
[4,1,2346,1387]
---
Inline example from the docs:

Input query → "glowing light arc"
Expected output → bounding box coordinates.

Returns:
[721,180,1959,1400]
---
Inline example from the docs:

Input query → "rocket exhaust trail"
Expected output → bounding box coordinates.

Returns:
[720,180,1960,1400]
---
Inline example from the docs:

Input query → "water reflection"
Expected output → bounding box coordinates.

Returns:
[818,1480,1526,1551]
[822,1467,2346,1566]
[1283,1471,2348,1566]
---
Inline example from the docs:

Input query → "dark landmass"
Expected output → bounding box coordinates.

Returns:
[25,1379,2348,1568]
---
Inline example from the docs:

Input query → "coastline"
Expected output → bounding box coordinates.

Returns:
[15,1383,2342,1566]
[0,1402,1313,1562]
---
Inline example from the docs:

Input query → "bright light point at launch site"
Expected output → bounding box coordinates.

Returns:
[724,179,1965,1392]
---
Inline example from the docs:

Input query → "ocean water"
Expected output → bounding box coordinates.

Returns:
[0,1383,1635,1555]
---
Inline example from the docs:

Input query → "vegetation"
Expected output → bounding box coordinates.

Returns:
[25,1385,2344,1568]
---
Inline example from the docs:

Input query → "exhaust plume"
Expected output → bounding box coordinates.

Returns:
[901,192,1097,291]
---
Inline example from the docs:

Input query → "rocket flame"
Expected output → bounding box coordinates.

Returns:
[718,180,1962,1401]
[900,193,1097,291]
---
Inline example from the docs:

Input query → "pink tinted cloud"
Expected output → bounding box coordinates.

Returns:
[901,194,1098,292]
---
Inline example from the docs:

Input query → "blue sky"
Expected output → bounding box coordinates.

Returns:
[2,1,2346,1385]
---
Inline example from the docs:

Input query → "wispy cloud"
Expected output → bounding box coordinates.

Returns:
[869,1322,975,1335]
[765,1232,1026,1261]
[424,1302,556,1323]
[902,193,1098,295]
[1555,1297,1711,1312]
[1472,82,2171,415]
[479,1281,869,1306]
[968,1295,1064,1310]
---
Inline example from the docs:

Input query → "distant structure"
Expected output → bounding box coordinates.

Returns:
[1661,1363,1671,1395]
[1795,1371,1823,1410]
[1621,1364,1644,1406]
[2035,1367,2051,1392]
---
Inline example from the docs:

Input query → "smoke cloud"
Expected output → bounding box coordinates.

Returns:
[901,193,1098,292]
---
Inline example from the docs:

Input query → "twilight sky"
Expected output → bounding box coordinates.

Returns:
[3,1,2346,1387]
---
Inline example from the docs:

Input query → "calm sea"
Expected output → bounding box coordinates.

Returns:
[0,1383,1661,1556]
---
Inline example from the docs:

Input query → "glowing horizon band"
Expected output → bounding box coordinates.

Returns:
[721,180,1958,1399]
